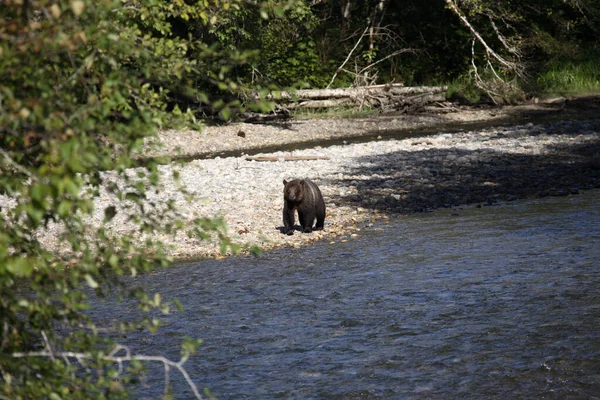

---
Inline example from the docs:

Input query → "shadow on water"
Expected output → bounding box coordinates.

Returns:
[327,121,600,214]
[88,189,600,399]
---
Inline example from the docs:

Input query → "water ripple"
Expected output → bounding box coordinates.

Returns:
[89,190,600,399]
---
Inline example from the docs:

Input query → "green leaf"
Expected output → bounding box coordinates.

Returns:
[181,336,203,356]
[84,274,99,289]
[26,205,44,225]
[220,107,231,120]
[125,192,142,201]
[65,179,80,197]
[58,200,72,218]
[7,258,34,277]
[108,254,118,268]
[174,298,184,311]
[31,183,47,202]
[67,157,86,173]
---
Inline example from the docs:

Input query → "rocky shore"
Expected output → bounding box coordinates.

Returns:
[136,99,600,260]
[26,97,600,260]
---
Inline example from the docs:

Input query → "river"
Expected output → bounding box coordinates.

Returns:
[92,189,600,399]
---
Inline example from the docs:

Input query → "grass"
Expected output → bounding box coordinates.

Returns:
[445,57,600,104]
[535,60,600,98]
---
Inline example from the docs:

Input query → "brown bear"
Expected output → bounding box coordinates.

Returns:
[282,178,326,235]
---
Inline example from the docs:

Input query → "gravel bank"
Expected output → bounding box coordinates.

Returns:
[147,96,599,160]
[143,117,600,260]
[17,99,600,260]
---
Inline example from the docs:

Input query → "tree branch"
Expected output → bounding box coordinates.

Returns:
[327,25,370,89]
[487,15,520,56]
[0,147,35,178]
[357,48,418,76]
[13,344,204,399]
[444,0,520,75]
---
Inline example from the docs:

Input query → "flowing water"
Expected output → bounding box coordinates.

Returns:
[92,190,600,399]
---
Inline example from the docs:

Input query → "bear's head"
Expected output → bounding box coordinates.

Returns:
[283,179,305,202]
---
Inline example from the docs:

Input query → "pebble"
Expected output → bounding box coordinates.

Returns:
[5,118,599,260]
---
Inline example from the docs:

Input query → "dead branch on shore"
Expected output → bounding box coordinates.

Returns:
[245,155,330,162]
[252,84,448,116]
[271,84,445,100]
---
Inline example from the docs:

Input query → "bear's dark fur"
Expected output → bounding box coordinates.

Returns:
[282,178,326,235]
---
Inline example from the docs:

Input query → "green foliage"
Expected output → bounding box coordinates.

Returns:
[447,72,525,105]
[253,2,326,87]
[209,0,327,88]
[0,0,257,397]
[535,57,600,96]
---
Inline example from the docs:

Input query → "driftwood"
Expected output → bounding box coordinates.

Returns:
[246,155,330,162]
[238,84,450,123]
[267,84,446,100]
[395,93,447,114]
[237,111,290,123]
[284,98,354,109]
[254,84,448,114]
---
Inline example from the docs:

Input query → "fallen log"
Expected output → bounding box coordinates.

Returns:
[395,93,447,113]
[284,99,354,109]
[264,84,446,101]
[238,85,450,122]
[246,155,330,162]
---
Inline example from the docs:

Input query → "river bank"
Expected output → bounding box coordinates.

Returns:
[141,112,599,260]
[148,96,599,160]
[30,97,600,260]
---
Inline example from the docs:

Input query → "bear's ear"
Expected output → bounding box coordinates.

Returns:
[283,179,288,185]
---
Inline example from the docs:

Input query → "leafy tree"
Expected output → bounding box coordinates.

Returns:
[187,0,326,89]
[0,0,275,397]
[442,0,600,99]
[275,0,600,93]
[253,2,324,87]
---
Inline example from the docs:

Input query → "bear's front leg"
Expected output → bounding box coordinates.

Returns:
[298,210,315,233]
[283,203,296,235]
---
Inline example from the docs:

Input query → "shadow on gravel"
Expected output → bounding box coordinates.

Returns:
[328,131,600,215]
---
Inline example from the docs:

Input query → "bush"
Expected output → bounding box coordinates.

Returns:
[0,0,257,397]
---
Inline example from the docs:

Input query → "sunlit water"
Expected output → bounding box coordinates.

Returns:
[91,190,600,399]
